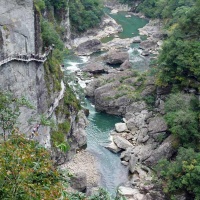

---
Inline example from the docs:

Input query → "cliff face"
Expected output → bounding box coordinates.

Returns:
[0,0,35,55]
[0,0,87,156]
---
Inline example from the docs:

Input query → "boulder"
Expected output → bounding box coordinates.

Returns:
[70,172,87,192]
[141,50,150,56]
[85,79,101,97]
[118,186,140,197]
[148,117,167,134]
[104,50,129,65]
[145,135,175,166]
[115,123,128,133]
[76,39,102,55]
[129,154,138,173]
[121,161,129,166]
[120,147,133,161]
[113,135,133,150]
[139,40,157,51]
[83,62,107,74]
[132,36,142,43]
[105,140,121,153]
[126,101,147,114]
[120,60,131,70]
[137,128,149,143]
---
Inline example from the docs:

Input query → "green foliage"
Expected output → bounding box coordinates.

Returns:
[0,133,67,200]
[64,84,81,111]
[69,0,103,32]
[34,0,45,12]
[156,148,200,199]
[143,94,156,109]
[41,20,64,51]
[164,93,199,146]
[0,92,33,141]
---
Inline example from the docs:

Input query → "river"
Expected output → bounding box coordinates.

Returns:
[63,8,148,195]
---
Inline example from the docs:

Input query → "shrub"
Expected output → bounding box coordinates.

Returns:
[0,134,66,200]
[156,148,200,199]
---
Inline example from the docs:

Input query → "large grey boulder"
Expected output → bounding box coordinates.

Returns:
[148,117,167,134]
[83,62,107,74]
[113,136,133,150]
[104,50,129,64]
[129,154,138,173]
[85,79,101,97]
[139,39,158,50]
[126,101,147,114]
[120,60,131,70]
[76,39,102,55]
[105,140,121,153]
[70,172,87,192]
[144,135,175,166]
[115,123,128,133]
[137,128,149,143]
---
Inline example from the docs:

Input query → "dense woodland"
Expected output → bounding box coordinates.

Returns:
[0,0,200,199]
[130,0,200,199]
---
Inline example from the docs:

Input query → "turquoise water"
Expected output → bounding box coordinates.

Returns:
[63,8,149,195]
[104,7,148,39]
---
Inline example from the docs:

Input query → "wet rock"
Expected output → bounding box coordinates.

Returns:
[70,172,87,192]
[113,135,133,150]
[76,39,102,55]
[115,122,128,133]
[104,50,129,64]
[148,117,167,134]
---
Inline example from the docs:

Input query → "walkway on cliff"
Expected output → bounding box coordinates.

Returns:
[0,46,53,66]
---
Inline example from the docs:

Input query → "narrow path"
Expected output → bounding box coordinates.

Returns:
[0,46,53,66]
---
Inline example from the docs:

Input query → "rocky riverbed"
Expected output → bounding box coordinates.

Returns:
[64,6,171,199]
[61,150,100,193]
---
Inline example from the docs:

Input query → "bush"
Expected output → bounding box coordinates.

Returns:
[0,134,66,200]
[41,20,64,50]
[164,93,199,146]
[156,148,200,199]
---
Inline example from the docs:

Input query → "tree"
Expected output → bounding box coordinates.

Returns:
[0,133,67,200]
[164,93,199,146]
[0,92,33,141]
[156,148,200,199]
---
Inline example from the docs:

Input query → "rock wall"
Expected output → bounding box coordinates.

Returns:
[0,0,87,156]
[0,0,35,55]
